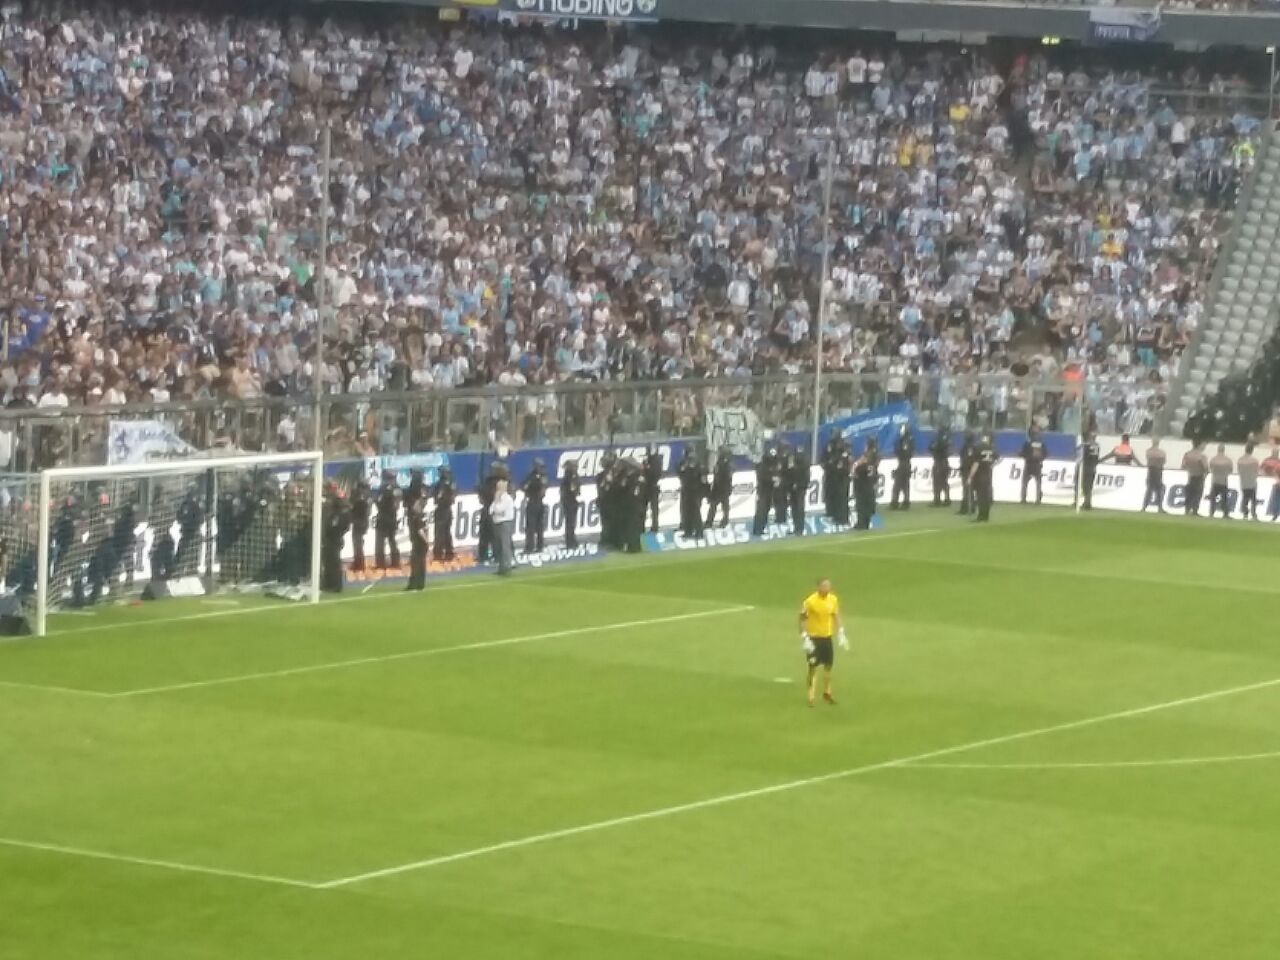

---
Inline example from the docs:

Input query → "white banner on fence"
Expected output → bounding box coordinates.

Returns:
[704,407,766,460]
[107,420,197,465]
[900,457,1279,514]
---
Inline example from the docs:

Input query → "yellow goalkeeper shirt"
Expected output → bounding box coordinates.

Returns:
[802,592,839,639]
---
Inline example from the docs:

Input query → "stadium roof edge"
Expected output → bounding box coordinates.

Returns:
[309,0,1280,49]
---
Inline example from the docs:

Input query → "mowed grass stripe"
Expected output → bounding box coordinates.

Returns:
[804,549,1280,597]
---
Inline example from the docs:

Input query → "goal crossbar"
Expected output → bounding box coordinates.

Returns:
[34,451,325,636]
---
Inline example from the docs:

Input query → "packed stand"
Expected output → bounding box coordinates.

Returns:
[818,52,1261,435]
[0,5,1263,447]
[1166,0,1280,11]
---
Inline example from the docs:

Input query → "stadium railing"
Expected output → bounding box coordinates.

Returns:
[0,373,1118,472]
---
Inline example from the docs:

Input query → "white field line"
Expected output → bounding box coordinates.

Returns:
[911,750,1280,771]
[0,836,316,888]
[0,679,113,697]
[110,605,755,698]
[317,673,1280,887]
[46,521,1013,639]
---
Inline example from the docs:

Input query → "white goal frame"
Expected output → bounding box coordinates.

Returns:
[33,450,324,636]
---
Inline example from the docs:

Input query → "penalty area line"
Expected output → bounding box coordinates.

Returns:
[0,679,114,697]
[910,750,1280,771]
[108,605,755,697]
[316,672,1280,888]
[0,836,318,889]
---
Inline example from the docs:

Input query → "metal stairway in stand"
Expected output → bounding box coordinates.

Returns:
[1167,121,1279,437]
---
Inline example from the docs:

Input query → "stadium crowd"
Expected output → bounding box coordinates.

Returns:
[0,4,1264,443]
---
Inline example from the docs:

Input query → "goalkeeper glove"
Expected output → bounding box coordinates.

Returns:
[837,629,849,650]
[801,632,815,654]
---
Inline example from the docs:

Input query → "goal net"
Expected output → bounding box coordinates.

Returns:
[4,452,323,636]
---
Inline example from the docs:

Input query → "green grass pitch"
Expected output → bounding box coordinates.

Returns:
[2,508,1279,959]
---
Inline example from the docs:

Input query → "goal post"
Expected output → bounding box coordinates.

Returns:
[25,451,324,637]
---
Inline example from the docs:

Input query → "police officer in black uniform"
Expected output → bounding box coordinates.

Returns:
[832,440,853,525]
[474,472,492,564]
[930,430,952,506]
[81,504,113,606]
[773,444,792,525]
[957,431,977,515]
[866,438,882,515]
[623,459,645,553]
[789,449,810,536]
[678,448,705,537]
[970,432,998,522]
[252,478,277,583]
[110,494,140,588]
[349,480,370,571]
[705,447,732,528]
[561,461,582,549]
[215,484,240,580]
[282,481,313,585]
[754,447,777,535]
[51,495,77,582]
[890,425,914,510]
[374,470,401,569]
[431,466,456,561]
[522,459,548,554]
[1020,428,1047,505]
[406,497,428,591]
[822,435,842,519]
[175,488,204,575]
[150,524,175,583]
[404,468,427,518]
[597,452,618,550]
[321,483,351,593]
[853,450,876,530]
[643,446,663,533]
[1079,431,1101,511]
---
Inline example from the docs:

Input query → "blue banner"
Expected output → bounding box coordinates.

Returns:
[366,452,451,490]
[818,402,916,456]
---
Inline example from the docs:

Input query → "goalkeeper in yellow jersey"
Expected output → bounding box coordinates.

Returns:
[799,578,848,706]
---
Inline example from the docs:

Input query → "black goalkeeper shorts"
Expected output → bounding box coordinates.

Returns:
[807,636,834,668]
